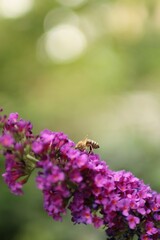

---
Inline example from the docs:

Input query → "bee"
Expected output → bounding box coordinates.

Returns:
[75,137,100,153]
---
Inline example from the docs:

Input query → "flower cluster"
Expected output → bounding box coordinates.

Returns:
[0,111,160,239]
[32,130,160,239]
[0,111,36,195]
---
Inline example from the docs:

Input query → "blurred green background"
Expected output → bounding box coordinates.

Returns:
[0,0,160,239]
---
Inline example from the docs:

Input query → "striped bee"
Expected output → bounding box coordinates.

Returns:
[75,137,100,153]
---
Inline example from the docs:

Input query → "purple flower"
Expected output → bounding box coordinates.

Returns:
[43,190,66,221]
[94,173,108,187]
[117,198,131,216]
[32,141,43,154]
[154,213,160,221]
[36,160,65,190]
[0,112,36,194]
[3,112,33,138]
[92,215,104,228]
[40,129,55,144]
[126,214,140,229]
[76,154,88,167]
[2,152,27,195]
[146,221,158,236]
[141,234,153,240]
[79,207,92,224]
[0,133,14,147]
[69,169,83,183]
[8,112,19,124]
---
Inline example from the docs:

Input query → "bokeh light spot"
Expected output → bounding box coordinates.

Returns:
[0,0,33,18]
[44,24,87,63]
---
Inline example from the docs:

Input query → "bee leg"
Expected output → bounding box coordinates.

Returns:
[89,145,93,154]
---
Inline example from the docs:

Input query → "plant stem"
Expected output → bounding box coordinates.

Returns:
[26,154,39,163]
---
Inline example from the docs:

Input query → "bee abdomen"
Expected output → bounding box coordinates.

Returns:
[86,139,100,149]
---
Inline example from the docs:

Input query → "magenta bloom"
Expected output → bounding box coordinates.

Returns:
[2,152,27,195]
[0,112,36,195]
[4,112,33,138]
[146,221,158,236]
[0,133,14,147]
[141,235,153,240]
[92,215,104,228]
[117,198,131,216]
[8,112,19,123]
[126,214,140,229]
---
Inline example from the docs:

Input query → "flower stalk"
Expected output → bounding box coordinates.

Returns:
[26,154,39,163]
